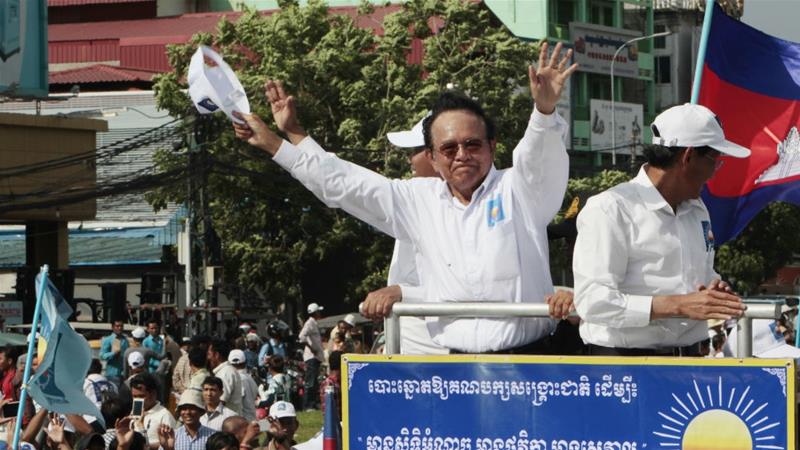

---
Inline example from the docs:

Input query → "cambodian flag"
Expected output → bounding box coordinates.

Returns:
[699,3,800,244]
[323,387,341,450]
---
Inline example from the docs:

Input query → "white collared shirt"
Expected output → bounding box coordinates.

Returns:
[273,108,568,353]
[199,403,237,431]
[573,166,719,349]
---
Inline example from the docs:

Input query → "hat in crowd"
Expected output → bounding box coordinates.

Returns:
[269,401,296,419]
[651,104,750,158]
[245,332,260,342]
[307,303,324,314]
[238,323,252,332]
[177,389,206,411]
[128,352,145,369]
[228,349,246,365]
[725,319,800,359]
[387,113,430,148]
[131,327,146,339]
[181,336,192,344]
[343,313,356,327]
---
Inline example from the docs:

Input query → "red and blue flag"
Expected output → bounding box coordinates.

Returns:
[699,3,800,244]
[323,387,341,450]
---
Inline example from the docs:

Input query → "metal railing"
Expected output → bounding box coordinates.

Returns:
[382,302,782,357]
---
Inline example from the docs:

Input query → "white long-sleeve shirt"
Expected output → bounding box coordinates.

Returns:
[573,166,719,349]
[273,108,568,353]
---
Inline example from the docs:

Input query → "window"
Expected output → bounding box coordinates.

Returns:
[590,0,615,26]
[654,24,667,49]
[655,56,671,84]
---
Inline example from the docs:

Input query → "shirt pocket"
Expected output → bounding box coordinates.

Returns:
[483,220,521,282]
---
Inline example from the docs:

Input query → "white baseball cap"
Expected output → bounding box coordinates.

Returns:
[725,319,800,359]
[343,313,356,327]
[269,400,296,419]
[245,332,260,342]
[651,103,750,158]
[132,327,146,339]
[387,113,430,148]
[307,303,324,314]
[128,352,145,369]
[188,45,250,124]
[228,349,246,365]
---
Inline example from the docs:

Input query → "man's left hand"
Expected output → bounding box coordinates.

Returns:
[530,42,578,115]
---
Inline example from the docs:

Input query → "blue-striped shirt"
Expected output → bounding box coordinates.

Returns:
[173,425,215,450]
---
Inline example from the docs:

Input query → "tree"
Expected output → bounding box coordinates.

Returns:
[149,0,539,317]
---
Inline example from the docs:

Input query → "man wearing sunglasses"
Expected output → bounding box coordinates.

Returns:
[234,43,577,354]
[573,103,751,356]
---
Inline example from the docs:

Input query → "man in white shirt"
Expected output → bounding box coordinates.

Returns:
[573,103,749,356]
[228,349,259,421]
[298,303,325,410]
[129,372,177,449]
[234,43,577,354]
[207,338,243,415]
[199,376,237,431]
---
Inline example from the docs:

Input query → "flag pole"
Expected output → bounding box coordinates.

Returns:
[690,0,717,103]
[11,265,50,450]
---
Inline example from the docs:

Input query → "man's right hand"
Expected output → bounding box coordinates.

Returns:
[362,285,402,320]
[652,287,746,320]
[265,80,306,144]
[232,112,284,155]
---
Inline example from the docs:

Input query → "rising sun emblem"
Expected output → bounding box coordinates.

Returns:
[653,376,785,449]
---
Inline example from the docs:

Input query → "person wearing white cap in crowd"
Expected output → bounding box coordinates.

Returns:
[574,103,750,356]
[199,376,237,431]
[228,349,259,422]
[243,332,261,369]
[327,313,356,353]
[234,43,578,354]
[298,303,324,410]
[123,327,158,378]
[265,401,299,450]
[365,113,449,356]
[158,389,215,450]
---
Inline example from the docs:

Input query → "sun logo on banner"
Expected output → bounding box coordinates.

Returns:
[653,376,784,449]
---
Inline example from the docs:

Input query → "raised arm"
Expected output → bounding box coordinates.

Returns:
[511,42,577,223]
[233,85,417,241]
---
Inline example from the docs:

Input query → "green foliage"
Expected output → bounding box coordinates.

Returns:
[715,202,800,295]
[150,0,538,313]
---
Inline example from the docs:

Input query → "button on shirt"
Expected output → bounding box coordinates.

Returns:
[272,109,568,353]
[573,166,719,349]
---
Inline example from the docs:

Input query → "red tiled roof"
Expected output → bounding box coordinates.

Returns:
[49,64,159,84]
[49,12,242,42]
[49,0,153,5]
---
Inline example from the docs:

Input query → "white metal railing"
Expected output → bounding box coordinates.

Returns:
[380,302,782,357]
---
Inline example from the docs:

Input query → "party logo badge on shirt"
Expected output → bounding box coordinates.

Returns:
[701,220,715,252]
[486,194,506,228]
